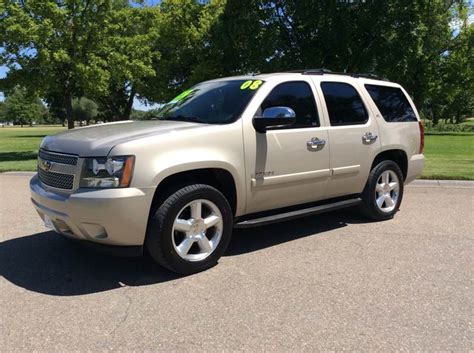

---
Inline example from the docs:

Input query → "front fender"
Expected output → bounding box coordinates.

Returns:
[109,122,247,215]
[151,156,246,216]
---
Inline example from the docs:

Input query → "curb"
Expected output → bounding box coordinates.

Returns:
[409,179,474,188]
[1,171,36,176]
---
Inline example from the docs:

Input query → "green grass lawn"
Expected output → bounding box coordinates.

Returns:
[0,126,66,172]
[0,125,472,180]
[422,133,473,180]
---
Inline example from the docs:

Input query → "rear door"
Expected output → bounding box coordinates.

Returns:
[314,79,381,197]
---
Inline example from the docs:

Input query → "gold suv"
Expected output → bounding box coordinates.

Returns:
[30,70,425,274]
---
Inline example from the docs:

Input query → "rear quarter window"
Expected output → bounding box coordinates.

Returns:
[365,84,417,122]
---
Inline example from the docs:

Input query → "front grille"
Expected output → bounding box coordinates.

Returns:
[37,149,79,190]
[38,168,75,190]
[38,149,78,165]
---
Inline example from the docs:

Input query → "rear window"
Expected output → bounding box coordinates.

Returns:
[365,84,417,122]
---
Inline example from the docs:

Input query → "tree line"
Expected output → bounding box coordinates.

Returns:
[1,0,473,128]
[0,87,150,126]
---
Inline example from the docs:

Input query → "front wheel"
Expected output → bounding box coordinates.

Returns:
[360,160,404,221]
[146,184,233,274]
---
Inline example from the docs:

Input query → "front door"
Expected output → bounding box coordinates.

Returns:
[243,80,330,214]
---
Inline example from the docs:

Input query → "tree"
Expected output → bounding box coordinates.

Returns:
[95,4,160,121]
[72,97,98,125]
[0,0,160,128]
[191,0,274,81]
[130,108,147,120]
[44,92,67,126]
[1,0,111,129]
[199,0,472,121]
[374,1,468,117]
[3,87,46,127]
[437,20,473,123]
[1,0,471,126]
[0,101,5,121]
[141,0,226,102]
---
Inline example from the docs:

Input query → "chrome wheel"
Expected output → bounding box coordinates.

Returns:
[171,199,223,262]
[375,170,400,213]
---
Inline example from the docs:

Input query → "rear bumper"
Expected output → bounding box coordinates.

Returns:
[406,154,425,184]
[30,174,155,247]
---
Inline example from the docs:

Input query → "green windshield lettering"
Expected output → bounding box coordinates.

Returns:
[240,80,253,90]
[170,89,194,103]
[240,80,263,90]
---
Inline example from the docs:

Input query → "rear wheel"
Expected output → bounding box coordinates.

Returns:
[360,160,404,221]
[146,184,233,274]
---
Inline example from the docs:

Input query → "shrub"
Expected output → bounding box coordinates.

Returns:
[424,120,474,133]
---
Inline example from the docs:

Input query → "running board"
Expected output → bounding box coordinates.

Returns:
[234,198,362,228]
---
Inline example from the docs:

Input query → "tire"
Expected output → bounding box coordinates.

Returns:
[145,184,233,274]
[360,160,404,221]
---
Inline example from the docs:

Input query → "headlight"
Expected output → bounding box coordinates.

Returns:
[80,156,135,188]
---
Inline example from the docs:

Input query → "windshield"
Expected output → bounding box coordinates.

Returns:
[157,79,264,124]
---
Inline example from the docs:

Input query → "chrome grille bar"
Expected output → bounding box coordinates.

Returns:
[38,149,78,165]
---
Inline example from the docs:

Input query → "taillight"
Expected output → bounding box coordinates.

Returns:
[418,121,425,154]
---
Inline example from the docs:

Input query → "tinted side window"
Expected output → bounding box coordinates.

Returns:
[321,82,368,126]
[365,84,417,122]
[261,81,319,128]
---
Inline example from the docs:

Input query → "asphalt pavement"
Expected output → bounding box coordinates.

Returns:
[0,173,473,350]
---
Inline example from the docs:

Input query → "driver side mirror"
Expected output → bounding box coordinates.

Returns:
[253,106,296,133]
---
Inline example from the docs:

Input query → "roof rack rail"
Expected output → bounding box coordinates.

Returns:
[291,69,388,81]
[350,73,389,81]
[303,68,333,74]
[286,68,333,74]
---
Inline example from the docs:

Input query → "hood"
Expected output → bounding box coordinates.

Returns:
[40,120,206,156]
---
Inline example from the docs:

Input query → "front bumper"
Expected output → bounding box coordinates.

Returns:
[30,174,155,247]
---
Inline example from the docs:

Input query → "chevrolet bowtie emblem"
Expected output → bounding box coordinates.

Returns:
[41,159,52,171]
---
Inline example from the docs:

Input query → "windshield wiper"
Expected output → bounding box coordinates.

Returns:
[160,115,208,124]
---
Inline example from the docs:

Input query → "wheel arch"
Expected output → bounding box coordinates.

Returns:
[370,149,408,181]
[148,167,240,219]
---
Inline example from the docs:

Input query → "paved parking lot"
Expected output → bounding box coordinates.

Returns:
[0,173,473,350]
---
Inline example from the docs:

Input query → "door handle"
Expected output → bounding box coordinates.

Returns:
[362,132,378,144]
[307,137,326,150]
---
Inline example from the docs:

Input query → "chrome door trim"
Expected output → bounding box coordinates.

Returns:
[251,169,331,188]
[331,165,361,176]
